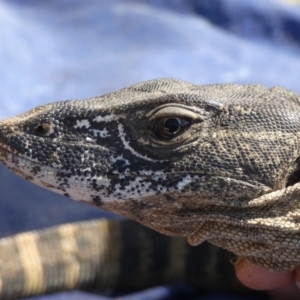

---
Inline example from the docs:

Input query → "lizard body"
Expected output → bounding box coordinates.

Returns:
[1,78,300,296]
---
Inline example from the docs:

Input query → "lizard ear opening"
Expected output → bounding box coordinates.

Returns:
[286,157,300,187]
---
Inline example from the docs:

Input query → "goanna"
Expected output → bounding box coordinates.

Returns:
[1,78,300,275]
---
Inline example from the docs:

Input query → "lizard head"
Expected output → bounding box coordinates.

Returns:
[1,78,300,271]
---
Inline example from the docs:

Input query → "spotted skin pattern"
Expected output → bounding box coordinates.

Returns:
[1,78,300,271]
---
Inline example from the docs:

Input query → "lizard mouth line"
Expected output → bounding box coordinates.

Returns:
[0,142,48,172]
[0,142,273,190]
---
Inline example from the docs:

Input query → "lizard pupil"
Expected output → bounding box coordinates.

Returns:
[163,118,181,135]
[155,117,191,139]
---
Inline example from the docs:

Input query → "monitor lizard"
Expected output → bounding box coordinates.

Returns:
[0,78,300,298]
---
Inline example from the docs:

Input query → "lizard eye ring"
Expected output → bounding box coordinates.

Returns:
[147,104,201,145]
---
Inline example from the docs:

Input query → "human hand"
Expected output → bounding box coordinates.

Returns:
[235,258,300,299]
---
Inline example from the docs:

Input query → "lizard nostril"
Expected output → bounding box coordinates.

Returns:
[35,123,54,136]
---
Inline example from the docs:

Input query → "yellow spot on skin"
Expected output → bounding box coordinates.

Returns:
[58,224,81,289]
[15,232,44,295]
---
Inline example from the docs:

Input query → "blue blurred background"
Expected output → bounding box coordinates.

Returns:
[0,0,300,299]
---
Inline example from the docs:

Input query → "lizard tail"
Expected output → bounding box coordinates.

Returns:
[0,219,244,299]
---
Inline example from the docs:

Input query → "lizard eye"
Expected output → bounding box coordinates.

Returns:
[147,104,201,145]
[35,123,55,136]
[155,117,191,139]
